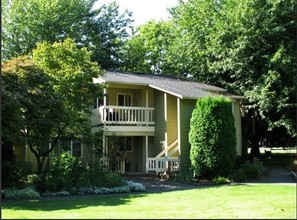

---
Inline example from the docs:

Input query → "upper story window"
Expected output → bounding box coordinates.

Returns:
[118,93,132,106]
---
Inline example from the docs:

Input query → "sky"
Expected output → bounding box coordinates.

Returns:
[94,0,180,27]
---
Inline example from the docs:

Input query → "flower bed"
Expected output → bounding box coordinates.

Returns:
[3,180,146,200]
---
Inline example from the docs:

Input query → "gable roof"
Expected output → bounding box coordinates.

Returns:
[94,71,242,100]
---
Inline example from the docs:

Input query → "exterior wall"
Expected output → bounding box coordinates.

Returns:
[233,100,242,156]
[106,85,154,107]
[24,146,38,171]
[166,94,178,157]
[166,94,178,145]
[153,90,166,156]
[179,99,197,175]
[22,142,93,172]
[14,145,26,161]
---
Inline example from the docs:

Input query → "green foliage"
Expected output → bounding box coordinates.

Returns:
[230,169,247,183]
[123,0,296,145]
[4,187,41,200]
[90,2,133,69]
[104,172,125,188]
[1,56,65,147]
[42,153,84,192]
[189,97,237,179]
[122,20,176,74]
[33,38,102,111]
[2,40,103,174]
[212,176,231,185]
[38,154,125,193]
[2,161,32,189]
[2,0,132,70]
[27,174,40,186]
[230,158,264,182]
[240,163,260,179]
[172,0,296,141]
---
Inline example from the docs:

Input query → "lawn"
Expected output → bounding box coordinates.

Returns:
[2,184,296,219]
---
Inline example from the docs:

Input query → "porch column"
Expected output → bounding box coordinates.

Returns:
[146,89,149,126]
[177,98,181,154]
[103,87,107,106]
[164,93,168,151]
[164,93,168,170]
[145,136,148,173]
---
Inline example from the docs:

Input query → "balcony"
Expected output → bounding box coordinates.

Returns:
[91,105,155,126]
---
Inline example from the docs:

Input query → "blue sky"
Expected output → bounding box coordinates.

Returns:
[94,0,179,27]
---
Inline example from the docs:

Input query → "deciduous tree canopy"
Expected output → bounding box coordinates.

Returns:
[2,0,132,70]
[122,0,297,147]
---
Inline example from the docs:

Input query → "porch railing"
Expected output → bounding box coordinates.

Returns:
[147,157,179,173]
[102,157,125,174]
[92,105,154,126]
[147,139,180,173]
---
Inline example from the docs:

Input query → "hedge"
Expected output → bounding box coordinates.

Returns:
[189,96,237,179]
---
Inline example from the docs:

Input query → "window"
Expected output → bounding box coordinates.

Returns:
[72,140,83,157]
[50,138,82,158]
[118,137,132,152]
[94,98,103,109]
[118,94,132,106]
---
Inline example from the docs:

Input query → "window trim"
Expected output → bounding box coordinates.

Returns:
[117,93,132,106]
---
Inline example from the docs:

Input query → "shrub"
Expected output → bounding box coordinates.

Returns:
[42,190,71,197]
[41,153,85,192]
[104,172,125,188]
[212,176,231,185]
[76,161,107,188]
[4,187,40,199]
[230,169,247,182]
[126,181,146,192]
[27,174,40,185]
[240,161,260,179]
[2,161,32,188]
[78,181,146,195]
[189,97,237,179]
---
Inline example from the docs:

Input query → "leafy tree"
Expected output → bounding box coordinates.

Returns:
[122,20,177,75]
[171,0,297,150]
[88,1,133,70]
[2,0,132,70]
[2,39,103,174]
[2,56,66,173]
[189,97,237,179]
[33,38,103,157]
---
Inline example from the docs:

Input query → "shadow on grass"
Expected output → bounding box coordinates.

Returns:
[2,193,146,211]
[2,186,224,212]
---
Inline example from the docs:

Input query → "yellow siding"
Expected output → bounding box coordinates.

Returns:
[106,85,154,107]
[13,145,25,161]
[166,94,179,157]
[153,90,166,156]
[25,146,38,171]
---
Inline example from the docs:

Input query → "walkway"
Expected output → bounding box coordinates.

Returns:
[125,165,296,193]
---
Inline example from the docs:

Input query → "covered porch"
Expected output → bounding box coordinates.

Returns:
[100,135,180,174]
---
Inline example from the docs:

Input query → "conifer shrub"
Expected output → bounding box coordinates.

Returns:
[189,96,237,179]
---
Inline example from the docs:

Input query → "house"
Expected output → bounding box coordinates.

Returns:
[15,71,242,175]
[91,71,243,175]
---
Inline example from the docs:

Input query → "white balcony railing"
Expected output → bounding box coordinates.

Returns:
[92,105,154,126]
[147,157,179,173]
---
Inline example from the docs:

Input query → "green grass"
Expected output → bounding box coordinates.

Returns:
[2,184,296,219]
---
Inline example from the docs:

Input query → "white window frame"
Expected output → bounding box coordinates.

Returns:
[71,140,83,158]
[117,93,132,106]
